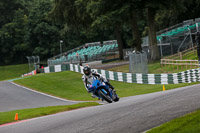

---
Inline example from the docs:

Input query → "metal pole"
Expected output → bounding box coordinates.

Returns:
[32,56,36,70]
[188,28,194,50]
[159,39,163,58]
[196,23,199,32]
[170,37,173,55]
[26,56,31,72]
[178,34,189,53]
[37,56,40,64]
[60,40,63,55]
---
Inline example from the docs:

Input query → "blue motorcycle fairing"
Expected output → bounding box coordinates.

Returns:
[88,78,113,99]
[101,89,108,95]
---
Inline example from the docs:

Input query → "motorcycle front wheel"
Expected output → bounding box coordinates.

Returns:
[98,90,112,103]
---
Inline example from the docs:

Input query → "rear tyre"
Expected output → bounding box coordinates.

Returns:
[98,90,112,103]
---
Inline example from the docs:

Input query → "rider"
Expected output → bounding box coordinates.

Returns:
[82,66,115,97]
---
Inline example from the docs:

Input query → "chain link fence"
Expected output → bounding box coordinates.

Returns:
[129,51,148,74]
[141,18,200,58]
[26,56,40,72]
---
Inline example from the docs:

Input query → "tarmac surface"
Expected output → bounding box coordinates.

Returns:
[0,83,200,133]
[0,81,79,112]
[92,61,129,70]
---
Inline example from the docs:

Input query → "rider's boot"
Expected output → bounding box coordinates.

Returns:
[91,93,97,98]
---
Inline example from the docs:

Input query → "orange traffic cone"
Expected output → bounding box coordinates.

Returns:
[15,113,18,121]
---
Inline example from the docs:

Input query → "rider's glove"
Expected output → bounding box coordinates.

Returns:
[99,77,104,82]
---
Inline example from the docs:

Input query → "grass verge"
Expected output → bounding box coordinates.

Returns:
[107,62,199,74]
[14,71,94,101]
[14,71,199,101]
[147,109,200,133]
[0,102,99,125]
[0,64,29,81]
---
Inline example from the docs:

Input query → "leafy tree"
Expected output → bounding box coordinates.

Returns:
[0,9,28,64]
[155,0,200,30]
[25,0,61,59]
[86,0,126,59]
[144,0,188,61]
[49,0,117,57]
[1,0,200,65]
[0,0,23,28]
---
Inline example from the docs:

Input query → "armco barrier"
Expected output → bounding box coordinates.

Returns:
[38,64,200,84]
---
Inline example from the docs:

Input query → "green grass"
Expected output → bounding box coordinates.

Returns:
[147,109,200,133]
[165,49,198,60]
[14,71,199,101]
[0,102,99,125]
[14,71,94,101]
[108,49,199,74]
[182,52,198,60]
[148,62,198,74]
[107,61,199,74]
[111,80,198,98]
[107,64,130,73]
[0,64,29,81]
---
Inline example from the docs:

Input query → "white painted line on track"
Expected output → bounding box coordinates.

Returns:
[10,82,79,103]
[0,120,29,128]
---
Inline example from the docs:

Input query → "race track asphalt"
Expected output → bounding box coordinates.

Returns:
[0,81,79,112]
[0,83,199,133]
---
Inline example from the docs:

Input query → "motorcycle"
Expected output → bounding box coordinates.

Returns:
[88,78,119,103]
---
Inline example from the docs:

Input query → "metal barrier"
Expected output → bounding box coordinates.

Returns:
[129,51,148,74]
[39,64,200,84]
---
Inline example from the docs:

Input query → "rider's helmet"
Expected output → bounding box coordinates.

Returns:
[83,66,91,76]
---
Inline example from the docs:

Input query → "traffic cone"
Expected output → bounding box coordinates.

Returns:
[163,85,166,91]
[15,113,18,121]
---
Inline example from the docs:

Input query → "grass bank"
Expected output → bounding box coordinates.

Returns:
[0,102,99,125]
[107,62,199,74]
[14,71,199,101]
[0,64,29,81]
[147,109,200,133]
[107,50,198,74]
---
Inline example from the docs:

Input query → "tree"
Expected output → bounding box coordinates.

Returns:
[25,0,61,59]
[86,0,126,60]
[144,0,188,61]
[122,0,144,51]
[0,9,28,64]
[49,0,121,58]
[49,0,92,31]
[0,0,23,28]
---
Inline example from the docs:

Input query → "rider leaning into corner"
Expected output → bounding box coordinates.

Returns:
[82,65,116,98]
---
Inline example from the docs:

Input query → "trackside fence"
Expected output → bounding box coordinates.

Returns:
[161,59,199,70]
[32,64,200,85]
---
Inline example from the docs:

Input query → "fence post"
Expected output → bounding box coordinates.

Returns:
[181,61,182,70]
[180,52,182,60]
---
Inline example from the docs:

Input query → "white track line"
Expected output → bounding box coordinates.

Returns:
[10,82,79,103]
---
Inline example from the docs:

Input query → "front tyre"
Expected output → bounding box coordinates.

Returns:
[114,95,119,102]
[98,90,112,103]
